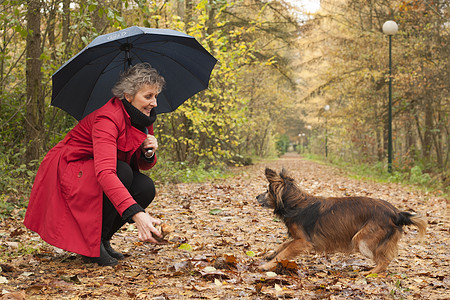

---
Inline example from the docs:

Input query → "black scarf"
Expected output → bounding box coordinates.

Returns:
[121,99,156,132]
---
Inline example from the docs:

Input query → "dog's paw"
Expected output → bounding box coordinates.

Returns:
[258,265,269,271]
[258,262,275,271]
[264,252,277,261]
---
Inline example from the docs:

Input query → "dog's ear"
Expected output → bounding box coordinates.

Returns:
[265,168,279,181]
[280,168,294,183]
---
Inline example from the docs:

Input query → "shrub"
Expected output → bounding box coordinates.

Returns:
[275,134,290,156]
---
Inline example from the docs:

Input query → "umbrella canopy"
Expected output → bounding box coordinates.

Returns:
[51,26,217,120]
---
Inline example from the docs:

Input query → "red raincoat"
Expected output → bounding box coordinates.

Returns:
[24,97,157,257]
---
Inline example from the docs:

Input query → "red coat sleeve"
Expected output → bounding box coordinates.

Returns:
[92,114,137,215]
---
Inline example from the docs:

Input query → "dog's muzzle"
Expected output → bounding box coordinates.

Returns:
[256,192,271,207]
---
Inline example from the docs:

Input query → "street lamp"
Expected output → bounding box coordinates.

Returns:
[324,105,330,158]
[383,20,398,173]
[298,133,306,153]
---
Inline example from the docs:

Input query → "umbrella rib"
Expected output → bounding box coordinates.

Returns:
[84,35,215,88]
[131,49,198,111]
[81,49,126,117]
[132,45,213,88]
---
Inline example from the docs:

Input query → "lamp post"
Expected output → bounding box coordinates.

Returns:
[324,105,330,158]
[298,133,306,153]
[383,20,398,173]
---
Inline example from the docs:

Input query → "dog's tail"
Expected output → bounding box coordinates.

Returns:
[395,212,427,240]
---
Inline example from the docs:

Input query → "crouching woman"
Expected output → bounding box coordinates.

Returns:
[24,63,165,266]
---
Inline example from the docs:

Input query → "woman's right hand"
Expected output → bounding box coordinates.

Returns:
[141,134,158,152]
[131,212,162,243]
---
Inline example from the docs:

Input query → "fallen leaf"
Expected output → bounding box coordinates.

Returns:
[178,243,193,252]
[25,285,45,295]
[0,290,26,300]
[224,254,238,265]
[203,266,217,273]
[9,228,25,238]
[209,209,223,215]
[266,272,277,278]
[5,242,18,249]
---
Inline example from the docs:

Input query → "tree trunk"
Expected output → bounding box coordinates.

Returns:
[46,1,57,61]
[406,118,415,155]
[185,0,193,31]
[423,98,433,161]
[25,0,44,163]
[92,0,108,33]
[432,109,444,169]
[374,100,383,161]
[62,0,70,56]
[170,114,188,162]
[206,0,216,47]
[383,106,388,161]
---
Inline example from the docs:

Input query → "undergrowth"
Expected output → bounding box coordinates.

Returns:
[302,153,448,196]
[146,159,231,184]
[0,158,233,219]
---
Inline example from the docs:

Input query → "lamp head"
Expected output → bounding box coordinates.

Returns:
[383,21,398,35]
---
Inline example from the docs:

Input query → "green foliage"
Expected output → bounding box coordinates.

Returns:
[0,0,303,206]
[0,134,39,196]
[147,159,229,184]
[305,153,447,193]
[409,166,432,185]
[275,134,290,156]
[387,165,432,187]
[299,0,448,183]
[0,194,27,221]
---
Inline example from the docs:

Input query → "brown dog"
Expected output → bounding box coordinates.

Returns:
[256,168,426,274]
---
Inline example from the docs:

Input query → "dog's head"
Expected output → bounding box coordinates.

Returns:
[256,168,295,210]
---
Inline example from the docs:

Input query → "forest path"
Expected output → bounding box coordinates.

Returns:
[1,153,448,299]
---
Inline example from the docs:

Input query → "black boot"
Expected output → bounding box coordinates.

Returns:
[103,239,125,260]
[84,243,118,266]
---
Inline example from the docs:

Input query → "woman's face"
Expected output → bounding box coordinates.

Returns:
[125,84,158,116]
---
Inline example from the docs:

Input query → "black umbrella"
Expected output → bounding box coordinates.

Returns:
[51,26,217,120]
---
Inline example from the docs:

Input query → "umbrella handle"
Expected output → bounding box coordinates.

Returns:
[144,148,154,159]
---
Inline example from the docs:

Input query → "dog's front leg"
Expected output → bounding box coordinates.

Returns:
[265,240,293,261]
[259,238,312,271]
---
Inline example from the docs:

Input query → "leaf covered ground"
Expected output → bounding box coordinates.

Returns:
[1,154,448,299]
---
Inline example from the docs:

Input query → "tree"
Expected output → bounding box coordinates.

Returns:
[297,0,449,177]
[25,0,44,162]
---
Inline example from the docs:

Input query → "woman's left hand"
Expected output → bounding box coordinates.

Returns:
[141,134,158,152]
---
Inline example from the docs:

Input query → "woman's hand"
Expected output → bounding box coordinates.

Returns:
[141,134,158,153]
[131,212,162,243]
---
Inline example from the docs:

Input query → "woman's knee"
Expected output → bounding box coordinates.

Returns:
[116,160,133,188]
[130,172,155,208]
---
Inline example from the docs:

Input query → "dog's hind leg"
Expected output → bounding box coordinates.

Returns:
[259,238,312,271]
[368,228,401,274]
[352,222,401,275]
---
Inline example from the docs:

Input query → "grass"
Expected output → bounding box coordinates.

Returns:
[147,159,233,184]
[301,153,448,197]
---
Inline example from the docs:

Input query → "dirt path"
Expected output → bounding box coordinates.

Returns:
[1,154,448,299]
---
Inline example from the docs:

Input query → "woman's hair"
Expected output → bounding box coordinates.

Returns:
[112,63,165,99]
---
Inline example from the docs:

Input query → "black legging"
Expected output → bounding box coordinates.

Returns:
[101,160,155,240]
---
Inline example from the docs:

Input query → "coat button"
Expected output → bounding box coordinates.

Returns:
[78,171,83,178]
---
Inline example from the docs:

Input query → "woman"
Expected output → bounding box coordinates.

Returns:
[24,63,165,266]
